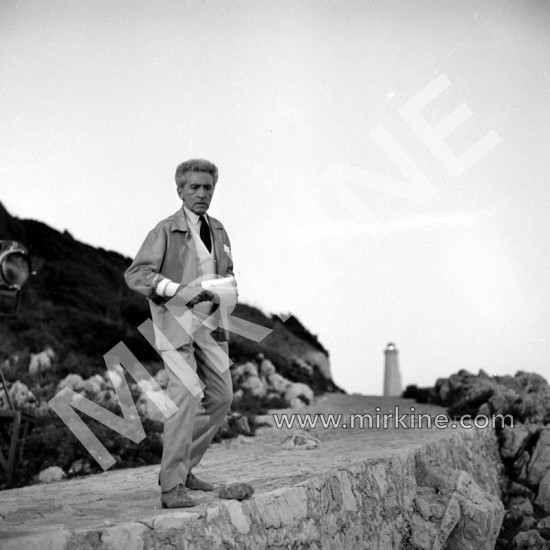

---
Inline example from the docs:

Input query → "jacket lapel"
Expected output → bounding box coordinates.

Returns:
[170,207,190,233]
[171,207,199,283]
[208,216,226,275]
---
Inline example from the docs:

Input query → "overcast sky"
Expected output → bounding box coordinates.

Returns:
[1,0,548,394]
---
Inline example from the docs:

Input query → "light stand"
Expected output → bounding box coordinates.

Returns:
[0,240,34,486]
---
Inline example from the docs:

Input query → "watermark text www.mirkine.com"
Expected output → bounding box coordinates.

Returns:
[272,407,513,431]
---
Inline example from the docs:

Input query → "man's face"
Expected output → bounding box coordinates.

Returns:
[176,171,215,215]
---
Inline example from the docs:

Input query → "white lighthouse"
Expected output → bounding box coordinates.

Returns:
[383,342,402,397]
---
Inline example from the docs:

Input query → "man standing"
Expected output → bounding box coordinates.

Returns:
[125,159,236,508]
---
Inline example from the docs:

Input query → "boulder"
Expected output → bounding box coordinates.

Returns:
[521,516,539,532]
[231,361,260,386]
[488,387,520,416]
[412,457,504,550]
[512,371,549,393]
[34,400,51,416]
[267,372,290,393]
[82,376,103,395]
[514,450,533,484]
[508,496,534,517]
[219,482,254,501]
[516,393,550,424]
[503,509,525,535]
[538,516,550,539]
[498,372,550,422]
[507,481,535,500]
[68,459,92,476]
[259,358,276,378]
[57,373,85,393]
[241,375,267,397]
[511,529,550,550]
[527,428,550,487]
[254,414,275,427]
[501,423,530,460]
[230,363,246,382]
[411,487,460,550]
[233,414,252,435]
[8,381,37,409]
[97,389,118,408]
[242,362,258,378]
[281,431,320,450]
[284,382,314,406]
[536,470,550,514]
[2,354,19,371]
[443,473,505,550]
[217,412,253,439]
[232,388,244,402]
[38,466,66,484]
[28,347,55,375]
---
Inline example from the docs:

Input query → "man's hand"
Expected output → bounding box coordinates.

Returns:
[188,290,214,307]
[176,284,214,307]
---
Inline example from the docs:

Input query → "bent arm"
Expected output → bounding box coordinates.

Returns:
[124,227,176,304]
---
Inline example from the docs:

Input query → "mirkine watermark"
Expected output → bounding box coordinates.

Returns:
[272,408,513,431]
[315,72,501,244]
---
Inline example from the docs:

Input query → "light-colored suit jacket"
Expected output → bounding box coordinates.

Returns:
[124,207,235,350]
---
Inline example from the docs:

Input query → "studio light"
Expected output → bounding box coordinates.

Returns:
[0,241,32,316]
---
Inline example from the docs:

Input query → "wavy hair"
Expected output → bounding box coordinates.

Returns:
[175,159,218,187]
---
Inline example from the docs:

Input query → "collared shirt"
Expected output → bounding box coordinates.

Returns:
[182,206,216,320]
[183,206,211,249]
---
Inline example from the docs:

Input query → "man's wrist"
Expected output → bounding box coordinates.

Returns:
[156,278,180,297]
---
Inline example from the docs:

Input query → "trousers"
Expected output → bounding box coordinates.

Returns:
[159,325,233,492]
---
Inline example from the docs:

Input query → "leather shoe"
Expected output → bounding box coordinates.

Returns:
[161,484,197,508]
[186,472,214,492]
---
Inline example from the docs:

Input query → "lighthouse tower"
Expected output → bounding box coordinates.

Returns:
[383,342,402,397]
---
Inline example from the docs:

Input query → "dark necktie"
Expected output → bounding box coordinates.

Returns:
[199,215,212,252]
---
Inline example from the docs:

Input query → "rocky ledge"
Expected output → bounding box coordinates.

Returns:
[406,369,550,549]
[0,395,504,550]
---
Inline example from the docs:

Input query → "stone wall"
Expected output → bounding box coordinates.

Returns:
[33,427,504,550]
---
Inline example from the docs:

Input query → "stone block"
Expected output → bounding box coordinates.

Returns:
[153,512,200,531]
[336,471,359,512]
[0,530,71,550]
[254,487,308,528]
[101,522,150,550]
[224,501,251,534]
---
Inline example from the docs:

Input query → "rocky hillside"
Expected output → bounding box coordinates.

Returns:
[405,370,550,549]
[0,202,339,488]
